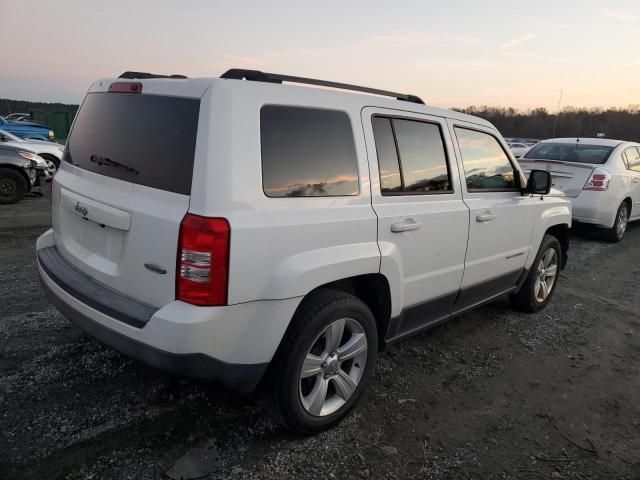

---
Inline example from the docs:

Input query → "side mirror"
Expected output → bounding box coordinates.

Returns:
[525,170,551,195]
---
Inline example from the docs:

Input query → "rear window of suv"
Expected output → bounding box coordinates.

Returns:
[261,106,359,197]
[523,143,614,164]
[64,92,200,195]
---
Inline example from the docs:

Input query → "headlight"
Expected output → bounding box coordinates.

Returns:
[18,151,39,162]
[18,151,47,168]
[48,130,55,140]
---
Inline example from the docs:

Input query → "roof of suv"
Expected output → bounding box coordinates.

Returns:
[91,70,495,130]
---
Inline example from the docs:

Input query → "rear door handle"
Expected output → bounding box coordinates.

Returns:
[633,178,640,183]
[476,212,496,223]
[391,218,421,233]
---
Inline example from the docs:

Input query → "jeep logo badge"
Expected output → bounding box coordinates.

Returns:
[75,201,88,217]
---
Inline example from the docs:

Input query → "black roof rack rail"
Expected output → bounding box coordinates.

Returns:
[220,69,425,105]
[119,71,188,79]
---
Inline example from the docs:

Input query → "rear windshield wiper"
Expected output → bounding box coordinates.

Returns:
[90,154,139,175]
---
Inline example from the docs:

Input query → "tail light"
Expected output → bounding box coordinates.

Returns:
[583,168,611,191]
[177,213,230,306]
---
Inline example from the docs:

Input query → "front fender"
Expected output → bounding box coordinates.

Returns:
[526,198,572,270]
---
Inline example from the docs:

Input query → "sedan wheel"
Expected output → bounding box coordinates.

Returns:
[46,160,57,175]
[616,204,629,239]
[604,202,630,242]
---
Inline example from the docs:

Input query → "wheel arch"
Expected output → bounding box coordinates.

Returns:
[545,223,570,269]
[0,164,31,192]
[623,196,632,216]
[289,274,392,352]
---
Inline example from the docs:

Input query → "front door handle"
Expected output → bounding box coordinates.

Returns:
[633,177,640,183]
[476,212,496,223]
[391,218,421,233]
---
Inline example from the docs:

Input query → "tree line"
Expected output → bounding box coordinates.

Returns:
[453,106,640,142]
[0,98,78,117]
[2,98,640,142]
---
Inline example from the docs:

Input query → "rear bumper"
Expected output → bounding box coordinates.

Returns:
[41,280,267,392]
[36,231,302,393]
[569,191,617,228]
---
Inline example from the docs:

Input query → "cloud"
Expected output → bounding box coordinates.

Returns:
[503,52,577,64]
[600,9,637,21]
[372,31,481,47]
[501,33,536,49]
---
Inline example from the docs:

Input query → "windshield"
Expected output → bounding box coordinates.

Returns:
[523,142,614,164]
[65,92,200,195]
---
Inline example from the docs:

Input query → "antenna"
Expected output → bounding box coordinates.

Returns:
[551,89,563,139]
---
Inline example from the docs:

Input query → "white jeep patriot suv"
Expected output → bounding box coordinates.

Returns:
[37,69,571,433]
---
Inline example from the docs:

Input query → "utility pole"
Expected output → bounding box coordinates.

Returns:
[551,89,563,139]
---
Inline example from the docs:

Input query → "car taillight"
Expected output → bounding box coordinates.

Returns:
[108,81,142,93]
[583,168,611,191]
[176,213,230,306]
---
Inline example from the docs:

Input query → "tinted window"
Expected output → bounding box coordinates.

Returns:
[523,142,614,164]
[372,116,451,195]
[65,92,200,195]
[394,119,450,192]
[455,127,517,191]
[624,147,640,172]
[261,106,358,197]
[372,117,401,193]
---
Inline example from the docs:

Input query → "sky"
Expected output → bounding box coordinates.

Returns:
[3,0,640,110]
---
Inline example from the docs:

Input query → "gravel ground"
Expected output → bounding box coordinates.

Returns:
[1,191,640,480]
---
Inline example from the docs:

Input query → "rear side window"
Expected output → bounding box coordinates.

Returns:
[261,106,359,197]
[372,116,451,195]
[622,147,640,172]
[371,117,401,193]
[65,92,200,195]
[454,127,517,191]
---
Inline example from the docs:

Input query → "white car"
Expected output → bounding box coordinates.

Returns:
[36,69,571,433]
[519,138,640,242]
[508,142,530,158]
[0,129,64,174]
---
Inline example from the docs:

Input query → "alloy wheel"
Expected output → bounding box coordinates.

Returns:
[534,248,558,303]
[46,160,57,175]
[616,204,629,239]
[299,317,368,417]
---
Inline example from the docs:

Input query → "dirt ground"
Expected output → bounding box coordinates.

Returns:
[1,191,640,480]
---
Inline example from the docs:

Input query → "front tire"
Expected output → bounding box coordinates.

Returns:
[0,168,29,204]
[510,234,562,313]
[261,289,378,434]
[603,202,629,243]
[40,154,60,176]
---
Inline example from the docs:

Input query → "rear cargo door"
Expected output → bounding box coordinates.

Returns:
[52,85,203,308]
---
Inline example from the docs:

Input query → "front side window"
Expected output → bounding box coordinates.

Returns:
[455,127,517,191]
[372,116,451,194]
[261,106,359,197]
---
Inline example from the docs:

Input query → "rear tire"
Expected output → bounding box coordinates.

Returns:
[0,168,28,204]
[510,234,562,313]
[603,202,629,243]
[260,289,378,434]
